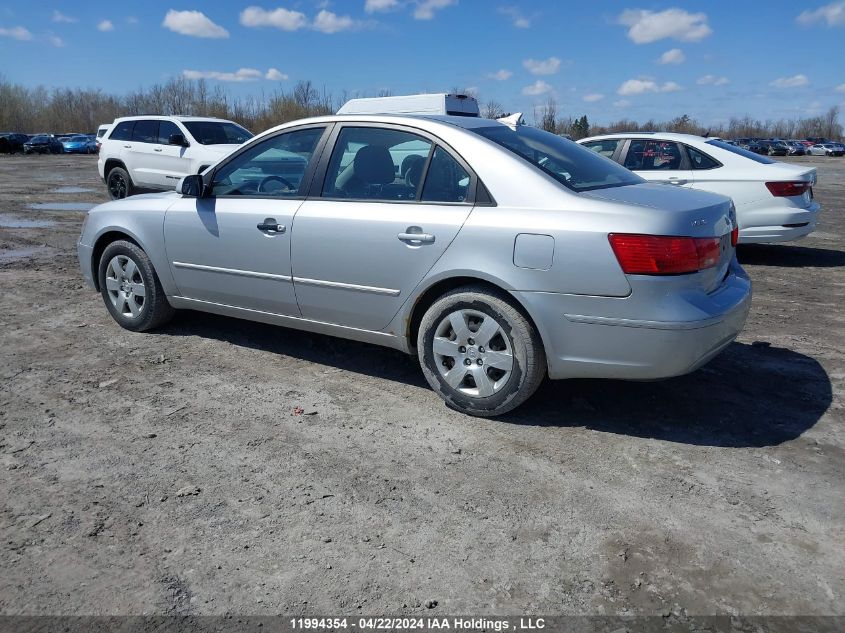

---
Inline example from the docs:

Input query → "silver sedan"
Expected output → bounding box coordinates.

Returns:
[78,114,751,416]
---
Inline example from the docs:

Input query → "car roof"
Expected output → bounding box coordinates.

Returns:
[111,115,235,123]
[579,132,711,143]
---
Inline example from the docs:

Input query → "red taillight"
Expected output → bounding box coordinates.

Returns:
[765,181,810,197]
[608,234,721,275]
[731,226,738,247]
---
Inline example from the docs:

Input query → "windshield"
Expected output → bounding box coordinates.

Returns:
[706,139,776,164]
[182,121,252,145]
[70,135,88,141]
[472,126,643,192]
[31,136,48,142]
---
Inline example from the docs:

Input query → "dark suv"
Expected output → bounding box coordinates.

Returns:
[0,133,29,154]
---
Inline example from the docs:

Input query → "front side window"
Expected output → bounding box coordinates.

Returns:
[624,140,683,171]
[322,127,433,201]
[686,146,720,170]
[158,120,182,145]
[582,138,624,159]
[131,120,159,144]
[211,126,325,197]
[182,121,252,145]
[473,125,642,192]
[109,121,134,141]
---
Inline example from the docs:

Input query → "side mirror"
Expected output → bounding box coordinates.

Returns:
[180,174,205,197]
[169,133,189,147]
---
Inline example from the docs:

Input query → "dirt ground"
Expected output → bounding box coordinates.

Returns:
[0,153,843,619]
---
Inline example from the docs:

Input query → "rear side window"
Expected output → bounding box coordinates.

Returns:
[322,127,433,201]
[624,140,683,171]
[131,120,159,144]
[420,147,471,203]
[109,121,135,141]
[582,139,623,159]
[158,120,182,145]
[686,146,720,170]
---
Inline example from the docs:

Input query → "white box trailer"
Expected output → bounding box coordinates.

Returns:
[337,93,479,117]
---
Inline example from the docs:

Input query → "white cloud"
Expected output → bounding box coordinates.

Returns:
[98,20,115,32]
[522,80,552,96]
[618,8,711,44]
[697,74,729,86]
[617,78,682,95]
[127,16,139,25]
[797,1,845,26]
[0,25,33,41]
[46,33,64,47]
[52,10,77,23]
[658,48,685,65]
[183,68,263,82]
[523,56,561,75]
[265,68,288,81]
[365,0,400,13]
[583,93,605,102]
[413,0,457,20]
[836,83,845,93]
[313,10,358,33]
[770,74,810,88]
[239,6,307,30]
[498,6,531,28]
[614,99,631,108]
[485,69,512,81]
[163,10,229,38]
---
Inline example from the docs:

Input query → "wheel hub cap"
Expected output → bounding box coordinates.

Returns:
[433,309,514,399]
[105,255,145,319]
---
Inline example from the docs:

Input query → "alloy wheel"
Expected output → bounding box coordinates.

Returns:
[108,173,127,199]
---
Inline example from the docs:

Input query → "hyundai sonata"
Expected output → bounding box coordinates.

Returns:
[78,113,751,416]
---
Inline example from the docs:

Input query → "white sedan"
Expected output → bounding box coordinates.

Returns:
[579,133,820,244]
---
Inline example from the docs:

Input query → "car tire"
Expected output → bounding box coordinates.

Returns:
[417,286,546,417]
[106,166,135,200]
[98,240,175,332]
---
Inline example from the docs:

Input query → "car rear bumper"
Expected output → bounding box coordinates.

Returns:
[514,261,752,380]
[738,200,820,244]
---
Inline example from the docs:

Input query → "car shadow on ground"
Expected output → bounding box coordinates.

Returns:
[159,313,831,449]
[737,244,845,267]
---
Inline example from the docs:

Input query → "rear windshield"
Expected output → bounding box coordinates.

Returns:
[706,139,776,164]
[30,136,48,142]
[472,125,643,192]
[182,121,252,145]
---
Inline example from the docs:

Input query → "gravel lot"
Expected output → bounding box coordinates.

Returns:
[0,154,843,619]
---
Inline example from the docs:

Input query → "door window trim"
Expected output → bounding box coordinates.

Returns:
[307,121,491,207]
[202,123,334,201]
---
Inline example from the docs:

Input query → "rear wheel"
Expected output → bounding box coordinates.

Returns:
[98,240,174,332]
[417,286,546,417]
[106,166,134,200]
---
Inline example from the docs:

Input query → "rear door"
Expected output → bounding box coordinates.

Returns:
[291,124,476,331]
[620,139,695,188]
[126,119,160,188]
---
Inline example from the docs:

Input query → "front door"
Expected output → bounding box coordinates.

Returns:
[292,125,474,331]
[621,139,695,188]
[163,125,328,316]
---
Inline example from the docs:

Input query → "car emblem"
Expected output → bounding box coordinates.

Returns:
[692,218,707,227]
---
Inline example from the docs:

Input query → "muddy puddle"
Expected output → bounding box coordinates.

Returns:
[0,216,56,228]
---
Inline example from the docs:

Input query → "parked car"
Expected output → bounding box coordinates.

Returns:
[579,132,820,244]
[23,135,63,154]
[784,141,806,156]
[0,133,29,154]
[95,123,111,153]
[98,115,253,200]
[745,141,769,155]
[62,134,98,154]
[806,143,845,156]
[758,140,789,156]
[78,110,751,416]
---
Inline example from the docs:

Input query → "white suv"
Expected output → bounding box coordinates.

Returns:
[98,115,252,199]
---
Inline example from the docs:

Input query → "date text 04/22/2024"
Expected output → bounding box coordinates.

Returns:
[289,617,547,630]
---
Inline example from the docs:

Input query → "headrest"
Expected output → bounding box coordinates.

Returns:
[353,145,395,185]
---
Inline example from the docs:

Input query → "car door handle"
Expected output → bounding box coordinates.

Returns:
[666,178,687,185]
[123,144,132,149]
[398,232,435,243]
[154,148,163,152]
[257,219,285,233]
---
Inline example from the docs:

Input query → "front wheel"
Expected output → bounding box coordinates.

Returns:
[417,286,546,417]
[98,240,174,332]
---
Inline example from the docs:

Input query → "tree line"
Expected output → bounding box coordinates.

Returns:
[1,75,841,142]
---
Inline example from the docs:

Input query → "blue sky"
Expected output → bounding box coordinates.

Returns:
[1,0,844,124]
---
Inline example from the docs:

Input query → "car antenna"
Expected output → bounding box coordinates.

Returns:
[497,112,524,128]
